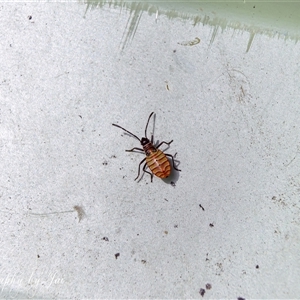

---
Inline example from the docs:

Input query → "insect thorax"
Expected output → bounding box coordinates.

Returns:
[141,138,156,156]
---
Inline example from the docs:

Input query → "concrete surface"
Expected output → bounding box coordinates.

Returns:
[0,2,299,299]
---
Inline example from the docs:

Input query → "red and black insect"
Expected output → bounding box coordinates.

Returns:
[112,112,181,182]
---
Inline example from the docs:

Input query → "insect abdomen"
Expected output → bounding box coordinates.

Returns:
[146,150,171,178]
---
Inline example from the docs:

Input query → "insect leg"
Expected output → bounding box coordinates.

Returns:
[156,140,173,149]
[134,157,146,181]
[126,147,144,152]
[143,162,154,182]
[165,153,181,172]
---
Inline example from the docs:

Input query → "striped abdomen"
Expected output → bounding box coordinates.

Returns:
[146,149,171,178]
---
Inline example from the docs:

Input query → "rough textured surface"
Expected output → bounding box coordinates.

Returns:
[0,3,299,299]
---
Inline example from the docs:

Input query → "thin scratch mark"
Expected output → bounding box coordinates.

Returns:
[246,31,255,52]
[285,155,297,167]
[27,210,73,217]
[121,2,144,50]
[284,146,300,167]
[210,26,219,46]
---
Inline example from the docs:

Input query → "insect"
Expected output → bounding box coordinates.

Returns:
[112,112,181,182]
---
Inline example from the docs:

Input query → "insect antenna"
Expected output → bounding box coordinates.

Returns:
[145,112,154,139]
[112,124,141,141]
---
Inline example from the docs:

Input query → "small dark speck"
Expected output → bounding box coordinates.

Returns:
[199,288,205,297]
[115,253,120,259]
[256,265,259,269]
[171,181,176,187]
[205,283,212,290]
[102,237,109,242]
[78,115,82,118]
[164,230,168,234]
[199,204,205,211]
[237,297,246,300]
[37,254,40,258]
[253,5,255,8]
[173,49,176,53]
[103,161,108,165]
[209,223,214,227]
[174,224,178,228]
[164,198,168,201]
[28,15,32,20]
[141,260,146,264]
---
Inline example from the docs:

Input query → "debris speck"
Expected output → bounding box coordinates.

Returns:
[199,204,205,211]
[209,223,214,227]
[205,283,212,290]
[165,80,170,91]
[73,206,86,222]
[102,237,109,242]
[178,37,200,46]
[199,288,205,297]
[115,253,120,259]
